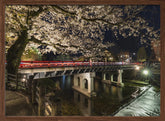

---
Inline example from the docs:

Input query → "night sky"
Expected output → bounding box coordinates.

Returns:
[103,5,160,56]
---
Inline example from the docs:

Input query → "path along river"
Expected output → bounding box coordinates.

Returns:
[114,86,160,116]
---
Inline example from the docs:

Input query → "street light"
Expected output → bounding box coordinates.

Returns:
[142,69,151,82]
[143,69,149,75]
[135,66,140,70]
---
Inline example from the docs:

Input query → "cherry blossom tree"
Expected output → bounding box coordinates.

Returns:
[5,5,160,74]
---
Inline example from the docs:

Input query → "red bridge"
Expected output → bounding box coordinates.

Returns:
[7,61,144,91]
[19,61,143,69]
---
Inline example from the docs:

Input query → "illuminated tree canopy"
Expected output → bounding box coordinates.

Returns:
[5,5,160,74]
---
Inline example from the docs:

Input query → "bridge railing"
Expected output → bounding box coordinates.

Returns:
[19,61,90,68]
[6,73,27,90]
[19,61,143,69]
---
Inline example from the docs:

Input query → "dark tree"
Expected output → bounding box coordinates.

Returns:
[137,47,147,62]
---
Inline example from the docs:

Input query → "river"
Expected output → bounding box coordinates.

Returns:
[47,73,160,116]
[5,72,160,116]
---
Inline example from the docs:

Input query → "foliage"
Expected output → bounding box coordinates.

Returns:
[5,5,160,75]
[5,5,160,59]
[137,47,147,62]
[21,47,42,60]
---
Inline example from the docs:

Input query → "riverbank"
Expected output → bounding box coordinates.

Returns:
[5,90,32,116]
[114,86,160,116]
[123,79,149,87]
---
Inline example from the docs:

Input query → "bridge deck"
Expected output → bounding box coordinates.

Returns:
[16,61,143,79]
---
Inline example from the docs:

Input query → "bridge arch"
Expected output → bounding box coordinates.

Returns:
[83,78,88,89]
[73,72,95,96]
[77,77,80,87]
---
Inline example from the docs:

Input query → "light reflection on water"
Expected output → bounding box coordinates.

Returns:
[51,73,160,116]
[55,75,137,116]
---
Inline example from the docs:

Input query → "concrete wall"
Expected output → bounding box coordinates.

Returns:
[73,72,95,94]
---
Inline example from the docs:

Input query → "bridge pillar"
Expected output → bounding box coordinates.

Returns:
[102,73,106,80]
[88,73,95,93]
[80,78,84,90]
[73,72,95,97]
[117,69,124,87]
[102,73,111,85]
[111,75,113,82]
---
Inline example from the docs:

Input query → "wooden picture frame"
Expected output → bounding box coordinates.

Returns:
[0,0,165,121]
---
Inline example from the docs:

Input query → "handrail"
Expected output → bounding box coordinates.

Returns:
[18,61,143,69]
[21,61,89,63]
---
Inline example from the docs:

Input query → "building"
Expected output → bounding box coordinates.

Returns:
[118,52,131,62]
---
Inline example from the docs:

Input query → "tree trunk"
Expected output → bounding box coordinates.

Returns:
[6,30,29,75]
